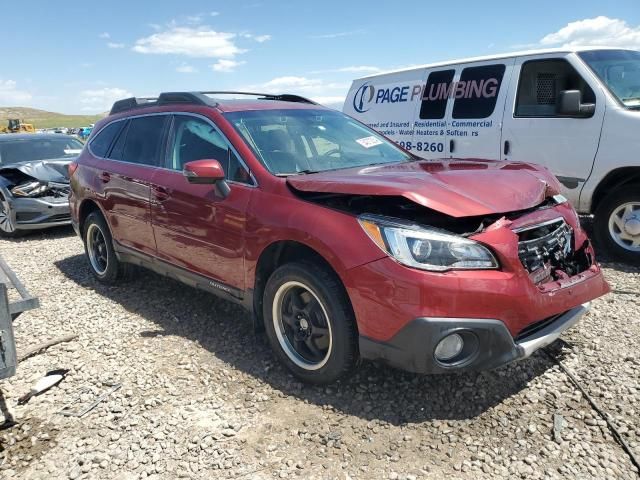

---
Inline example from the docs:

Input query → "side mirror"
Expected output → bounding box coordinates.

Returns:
[557,90,595,117]
[182,159,230,198]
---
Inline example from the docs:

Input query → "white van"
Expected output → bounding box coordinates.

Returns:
[343,47,640,263]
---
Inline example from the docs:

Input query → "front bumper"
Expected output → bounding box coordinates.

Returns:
[359,303,590,374]
[6,196,70,230]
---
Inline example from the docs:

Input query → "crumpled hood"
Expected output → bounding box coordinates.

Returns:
[287,159,561,217]
[0,158,71,183]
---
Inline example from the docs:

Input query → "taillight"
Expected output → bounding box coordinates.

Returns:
[68,162,79,178]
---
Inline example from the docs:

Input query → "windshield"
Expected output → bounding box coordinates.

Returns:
[224,109,411,175]
[579,49,640,109]
[0,136,84,165]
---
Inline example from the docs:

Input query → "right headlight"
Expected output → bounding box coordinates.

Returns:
[358,214,499,272]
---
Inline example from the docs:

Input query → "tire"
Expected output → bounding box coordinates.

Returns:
[83,211,130,283]
[594,185,640,265]
[0,193,23,238]
[262,261,358,385]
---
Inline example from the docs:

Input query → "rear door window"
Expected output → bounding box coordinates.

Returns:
[452,64,506,119]
[121,115,168,166]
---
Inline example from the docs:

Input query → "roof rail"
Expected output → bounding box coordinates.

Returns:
[199,91,317,104]
[109,90,317,115]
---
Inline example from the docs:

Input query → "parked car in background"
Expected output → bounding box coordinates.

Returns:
[0,134,82,236]
[69,91,609,384]
[344,47,640,264]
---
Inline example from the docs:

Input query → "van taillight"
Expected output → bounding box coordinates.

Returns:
[68,162,79,178]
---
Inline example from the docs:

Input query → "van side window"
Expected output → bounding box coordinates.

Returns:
[515,59,596,117]
[122,115,168,166]
[452,64,506,119]
[170,115,250,183]
[419,69,455,119]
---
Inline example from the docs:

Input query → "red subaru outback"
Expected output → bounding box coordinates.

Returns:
[69,92,609,384]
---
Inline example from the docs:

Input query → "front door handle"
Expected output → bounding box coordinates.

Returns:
[152,186,170,202]
[449,139,455,154]
[504,140,510,156]
[98,171,111,183]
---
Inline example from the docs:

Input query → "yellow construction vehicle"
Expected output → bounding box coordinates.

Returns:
[1,119,35,134]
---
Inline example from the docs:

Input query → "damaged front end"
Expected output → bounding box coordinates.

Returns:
[0,160,72,231]
[295,189,597,288]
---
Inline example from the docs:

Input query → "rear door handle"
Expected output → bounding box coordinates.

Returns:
[504,140,510,156]
[98,171,111,183]
[152,185,170,202]
[449,139,455,154]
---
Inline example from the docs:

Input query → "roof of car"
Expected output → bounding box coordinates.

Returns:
[355,46,637,80]
[0,133,75,142]
[107,91,328,116]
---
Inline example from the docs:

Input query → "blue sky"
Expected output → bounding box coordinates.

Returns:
[1,0,639,113]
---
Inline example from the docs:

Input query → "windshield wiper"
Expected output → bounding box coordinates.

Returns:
[275,169,320,176]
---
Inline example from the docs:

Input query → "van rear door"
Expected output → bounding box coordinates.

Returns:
[442,59,515,160]
[500,53,606,204]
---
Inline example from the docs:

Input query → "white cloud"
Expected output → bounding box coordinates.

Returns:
[210,11,220,17]
[311,30,364,39]
[245,76,349,107]
[539,16,640,49]
[212,59,246,72]
[0,79,33,105]
[133,27,245,58]
[176,64,197,73]
[107,42,125,49]
[79,87,133,112]
[99,32,110,39]
[254,34,271,43]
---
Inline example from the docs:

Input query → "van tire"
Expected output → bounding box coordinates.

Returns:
[262,261,358,385]
[594,185,640,265]
[83,211,131,283]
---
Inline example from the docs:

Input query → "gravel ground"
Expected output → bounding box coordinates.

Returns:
[0,226,638,480]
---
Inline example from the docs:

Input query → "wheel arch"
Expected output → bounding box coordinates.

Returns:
[591,167,640,214]
[252,240,352,332]
[78,199,106,234]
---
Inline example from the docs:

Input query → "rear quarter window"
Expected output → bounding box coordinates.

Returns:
[89,121,124,158]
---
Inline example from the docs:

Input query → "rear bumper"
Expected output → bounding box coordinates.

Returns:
[359,303,590,374]
[7,196,71,230]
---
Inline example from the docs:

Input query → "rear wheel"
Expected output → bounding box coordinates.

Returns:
[0,193,22,238]
[263,262,358,384]
[594,185,640,265]
[83,211,130,283]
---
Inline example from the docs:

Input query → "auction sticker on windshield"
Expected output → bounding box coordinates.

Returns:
[356,136,384,148]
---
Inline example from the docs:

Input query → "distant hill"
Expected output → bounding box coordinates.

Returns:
[0,107,105,129]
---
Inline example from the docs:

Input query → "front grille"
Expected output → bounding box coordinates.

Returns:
[16,212,41,222]
[516,218,573,276]
[47,213,71,222]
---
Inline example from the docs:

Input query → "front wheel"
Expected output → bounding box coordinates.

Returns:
[263,262,358,384]
[594,185,640,265]
[0,194,22,238]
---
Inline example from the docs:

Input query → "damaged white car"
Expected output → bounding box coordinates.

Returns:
[0,134,83,236]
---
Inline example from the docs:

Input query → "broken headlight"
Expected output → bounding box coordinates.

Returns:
[358,214,498,272]
[11,181,50,197]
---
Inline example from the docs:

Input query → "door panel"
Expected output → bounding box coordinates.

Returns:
[150,169,251,290]
[150,114,253,291]
[100,160,157,256]
[501,55,606,204]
